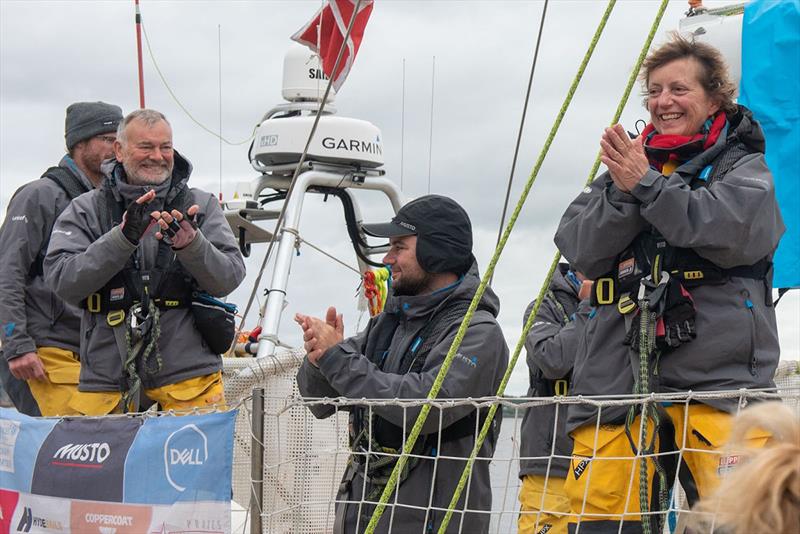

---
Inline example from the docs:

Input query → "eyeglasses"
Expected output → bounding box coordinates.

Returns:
[95,135,116,144]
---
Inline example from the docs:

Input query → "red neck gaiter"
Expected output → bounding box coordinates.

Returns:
[641,113,727,172]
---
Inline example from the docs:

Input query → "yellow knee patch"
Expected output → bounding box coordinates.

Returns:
[145,371,226,413]
[519,474,570,534]
[28,347,82,416]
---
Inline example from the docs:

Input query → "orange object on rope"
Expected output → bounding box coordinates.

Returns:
[688,0,703,8]
[363,268,390,316]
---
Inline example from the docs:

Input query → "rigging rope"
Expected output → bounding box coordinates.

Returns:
[232,0,365,355]
[140,19,256,146]
[436,1,670,532]
[363,2,620,531]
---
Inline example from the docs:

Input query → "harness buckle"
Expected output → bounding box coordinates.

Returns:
[554,379,568,396]
[595,277,615,305]
[617,294,637,314]
[87,293,101,313]
[106,309,126,327]
[684,270,704,280]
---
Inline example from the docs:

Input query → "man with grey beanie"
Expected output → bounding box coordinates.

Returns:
[0,101,123,416]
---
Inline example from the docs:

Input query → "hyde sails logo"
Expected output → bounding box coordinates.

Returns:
[164,424,208,492]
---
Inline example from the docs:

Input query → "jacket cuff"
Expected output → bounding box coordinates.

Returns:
[605,183,639,206]
[109,225,138,253]
[317,344,350,378]
[631,169,664,205]
[4,339,37,361]
[174,228,207,256]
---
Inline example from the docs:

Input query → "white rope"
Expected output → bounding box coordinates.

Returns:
[281,227,361,274]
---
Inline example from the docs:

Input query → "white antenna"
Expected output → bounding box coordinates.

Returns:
[400,57,406,191]
[427,55,436,194]
[218,24,223,201]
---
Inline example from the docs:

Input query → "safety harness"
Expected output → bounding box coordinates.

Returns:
[347,297,498,502]
[86,176,196,410]
[29,166,91,278]
[528,288,575,398]
[591,138,770,534]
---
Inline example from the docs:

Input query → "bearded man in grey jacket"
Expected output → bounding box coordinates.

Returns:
[296,195,509,534]
[0,101,122,416]
[44,109,245,415]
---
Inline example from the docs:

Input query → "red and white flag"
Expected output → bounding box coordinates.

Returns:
[291,0,374,91]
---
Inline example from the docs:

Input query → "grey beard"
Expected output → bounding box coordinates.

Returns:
[123,161,170,186]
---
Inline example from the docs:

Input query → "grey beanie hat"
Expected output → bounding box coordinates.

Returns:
[65,101,123,150]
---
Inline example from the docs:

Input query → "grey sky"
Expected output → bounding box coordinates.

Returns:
[1,0,797,395]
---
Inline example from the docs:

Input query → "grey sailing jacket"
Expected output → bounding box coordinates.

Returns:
[0,157,92,414]
[554,106,785,432]
[0,157,91,360]
[518,264,589,480]
[297,263,509,534]
[44,153,245,392]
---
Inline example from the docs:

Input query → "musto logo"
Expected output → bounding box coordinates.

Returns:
[164,424,208,492]
[51,442,110,468]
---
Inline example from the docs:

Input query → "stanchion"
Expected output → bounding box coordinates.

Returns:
[250,388,265,534]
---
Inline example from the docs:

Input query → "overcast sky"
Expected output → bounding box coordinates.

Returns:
[1,0,797,395]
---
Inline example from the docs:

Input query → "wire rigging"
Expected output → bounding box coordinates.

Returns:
[493,0,550,264]
[232,0,366,355]
[140,18,256,146]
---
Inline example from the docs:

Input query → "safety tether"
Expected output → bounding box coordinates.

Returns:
[429,1,671,532]
[363,1,640,531]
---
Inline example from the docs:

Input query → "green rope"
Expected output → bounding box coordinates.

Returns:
[362,3,621,532]
[434,1,671,532]
[121,301,162,412]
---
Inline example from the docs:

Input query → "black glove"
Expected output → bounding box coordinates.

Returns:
[121,198,154,245]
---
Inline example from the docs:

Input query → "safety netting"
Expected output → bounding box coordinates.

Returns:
[221,355,799,534]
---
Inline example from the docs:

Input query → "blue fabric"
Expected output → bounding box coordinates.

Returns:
[740,0,800,288]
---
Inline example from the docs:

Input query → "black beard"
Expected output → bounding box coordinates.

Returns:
[392,272,434,297]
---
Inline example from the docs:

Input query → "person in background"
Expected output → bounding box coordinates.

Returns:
[0,102,123,416]
[518,263,592,534]
[45,109,245,415]
[688,402,799,534]
[554,35,784,533]
[296,195,510,534]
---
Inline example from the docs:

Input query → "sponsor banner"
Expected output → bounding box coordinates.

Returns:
[0,489,21,533]
[70,500,152,534]
[0,410,235,533]
[6,491,70,533]
[0,491,232,534]
[123,412,235,504]
[0,409,58,492]
[147,501,230,534]
[31,417,141,502]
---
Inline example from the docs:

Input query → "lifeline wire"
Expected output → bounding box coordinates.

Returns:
[140,18,256,146]
[233,0,365,353]
[363,2,619,532]
[436,1,670,532]
[492,0,550,264]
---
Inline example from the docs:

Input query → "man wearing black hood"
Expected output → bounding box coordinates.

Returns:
[296,195,509,534]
